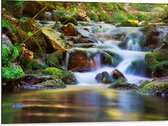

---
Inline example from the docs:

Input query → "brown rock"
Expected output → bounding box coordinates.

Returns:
[111,69,126,80]
[61,23,77,36]
[41,26,67,52]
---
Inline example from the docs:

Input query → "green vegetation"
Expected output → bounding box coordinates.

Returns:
[88,12,99,22]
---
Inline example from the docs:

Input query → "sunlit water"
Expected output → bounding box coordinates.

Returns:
[2,85,168,123]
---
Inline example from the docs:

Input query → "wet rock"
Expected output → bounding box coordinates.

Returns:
[111,69,127,83]
[41,26,67,52]
[46,51,63,67]
[67,49,88,71]
[145,49,168,77]
[126,59,150,77]
[60,23,77,36]
[141,25,168,50]
[100,51,122,67]
[95,71,114,84]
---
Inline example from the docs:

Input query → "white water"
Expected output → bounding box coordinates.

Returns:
[66,23,152,85]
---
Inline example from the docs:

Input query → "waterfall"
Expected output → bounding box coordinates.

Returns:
[65,23,151,85]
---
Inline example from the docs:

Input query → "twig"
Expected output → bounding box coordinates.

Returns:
[32,7,46,20]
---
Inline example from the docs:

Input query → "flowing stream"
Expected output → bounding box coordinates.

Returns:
[66,22,152,85]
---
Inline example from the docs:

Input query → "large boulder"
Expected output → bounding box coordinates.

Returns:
[67,49,88,71]
[111,69,127,83]
[41,26,67,52]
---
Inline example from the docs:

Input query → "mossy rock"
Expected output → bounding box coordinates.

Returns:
[140,81,168,95]
[36,79,66,88]
[139,80,151,89]
[88,12,99,22]
[58,16,78,25]
[43,67,77,84]
[145,49,168,77]
[20,56,46,70]
[46,51,63,67]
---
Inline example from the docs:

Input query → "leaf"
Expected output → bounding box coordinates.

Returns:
[27,32,33,37]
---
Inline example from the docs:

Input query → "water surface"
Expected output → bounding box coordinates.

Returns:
[2,85,168,123]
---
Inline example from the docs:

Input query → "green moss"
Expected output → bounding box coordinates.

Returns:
[46,51,63,67]
[43,67,63,78]
[2,65,25,80]
[140,81,168,94]
[139,80,150,88]
[88,12,99,22]
[43,67,77,84]
[145,49,168,77]
[99,12,111,23]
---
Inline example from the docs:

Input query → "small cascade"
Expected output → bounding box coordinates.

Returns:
[65,23,152,85]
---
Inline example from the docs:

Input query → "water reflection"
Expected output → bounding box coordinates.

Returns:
[2,86,168,123]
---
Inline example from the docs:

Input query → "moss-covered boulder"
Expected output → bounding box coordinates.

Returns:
[145,49,168,77]
[43,67,77,84]
[46,51,63,67]
[111,69,127,83]
[140,80,168,96]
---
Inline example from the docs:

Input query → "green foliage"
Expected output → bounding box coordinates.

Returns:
[2,44,19,66]
[114,11,136,24]
[2,65,25,80]
[87,3,101,11]
[88,12,99,22]
[19,16,27,23]
[54,21,62,27]
[27,32,33,37]
[15,0,25,8]
[99,12,111,22]
[2,19,16,33]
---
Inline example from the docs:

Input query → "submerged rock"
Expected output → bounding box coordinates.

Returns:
[109,83,138,90]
